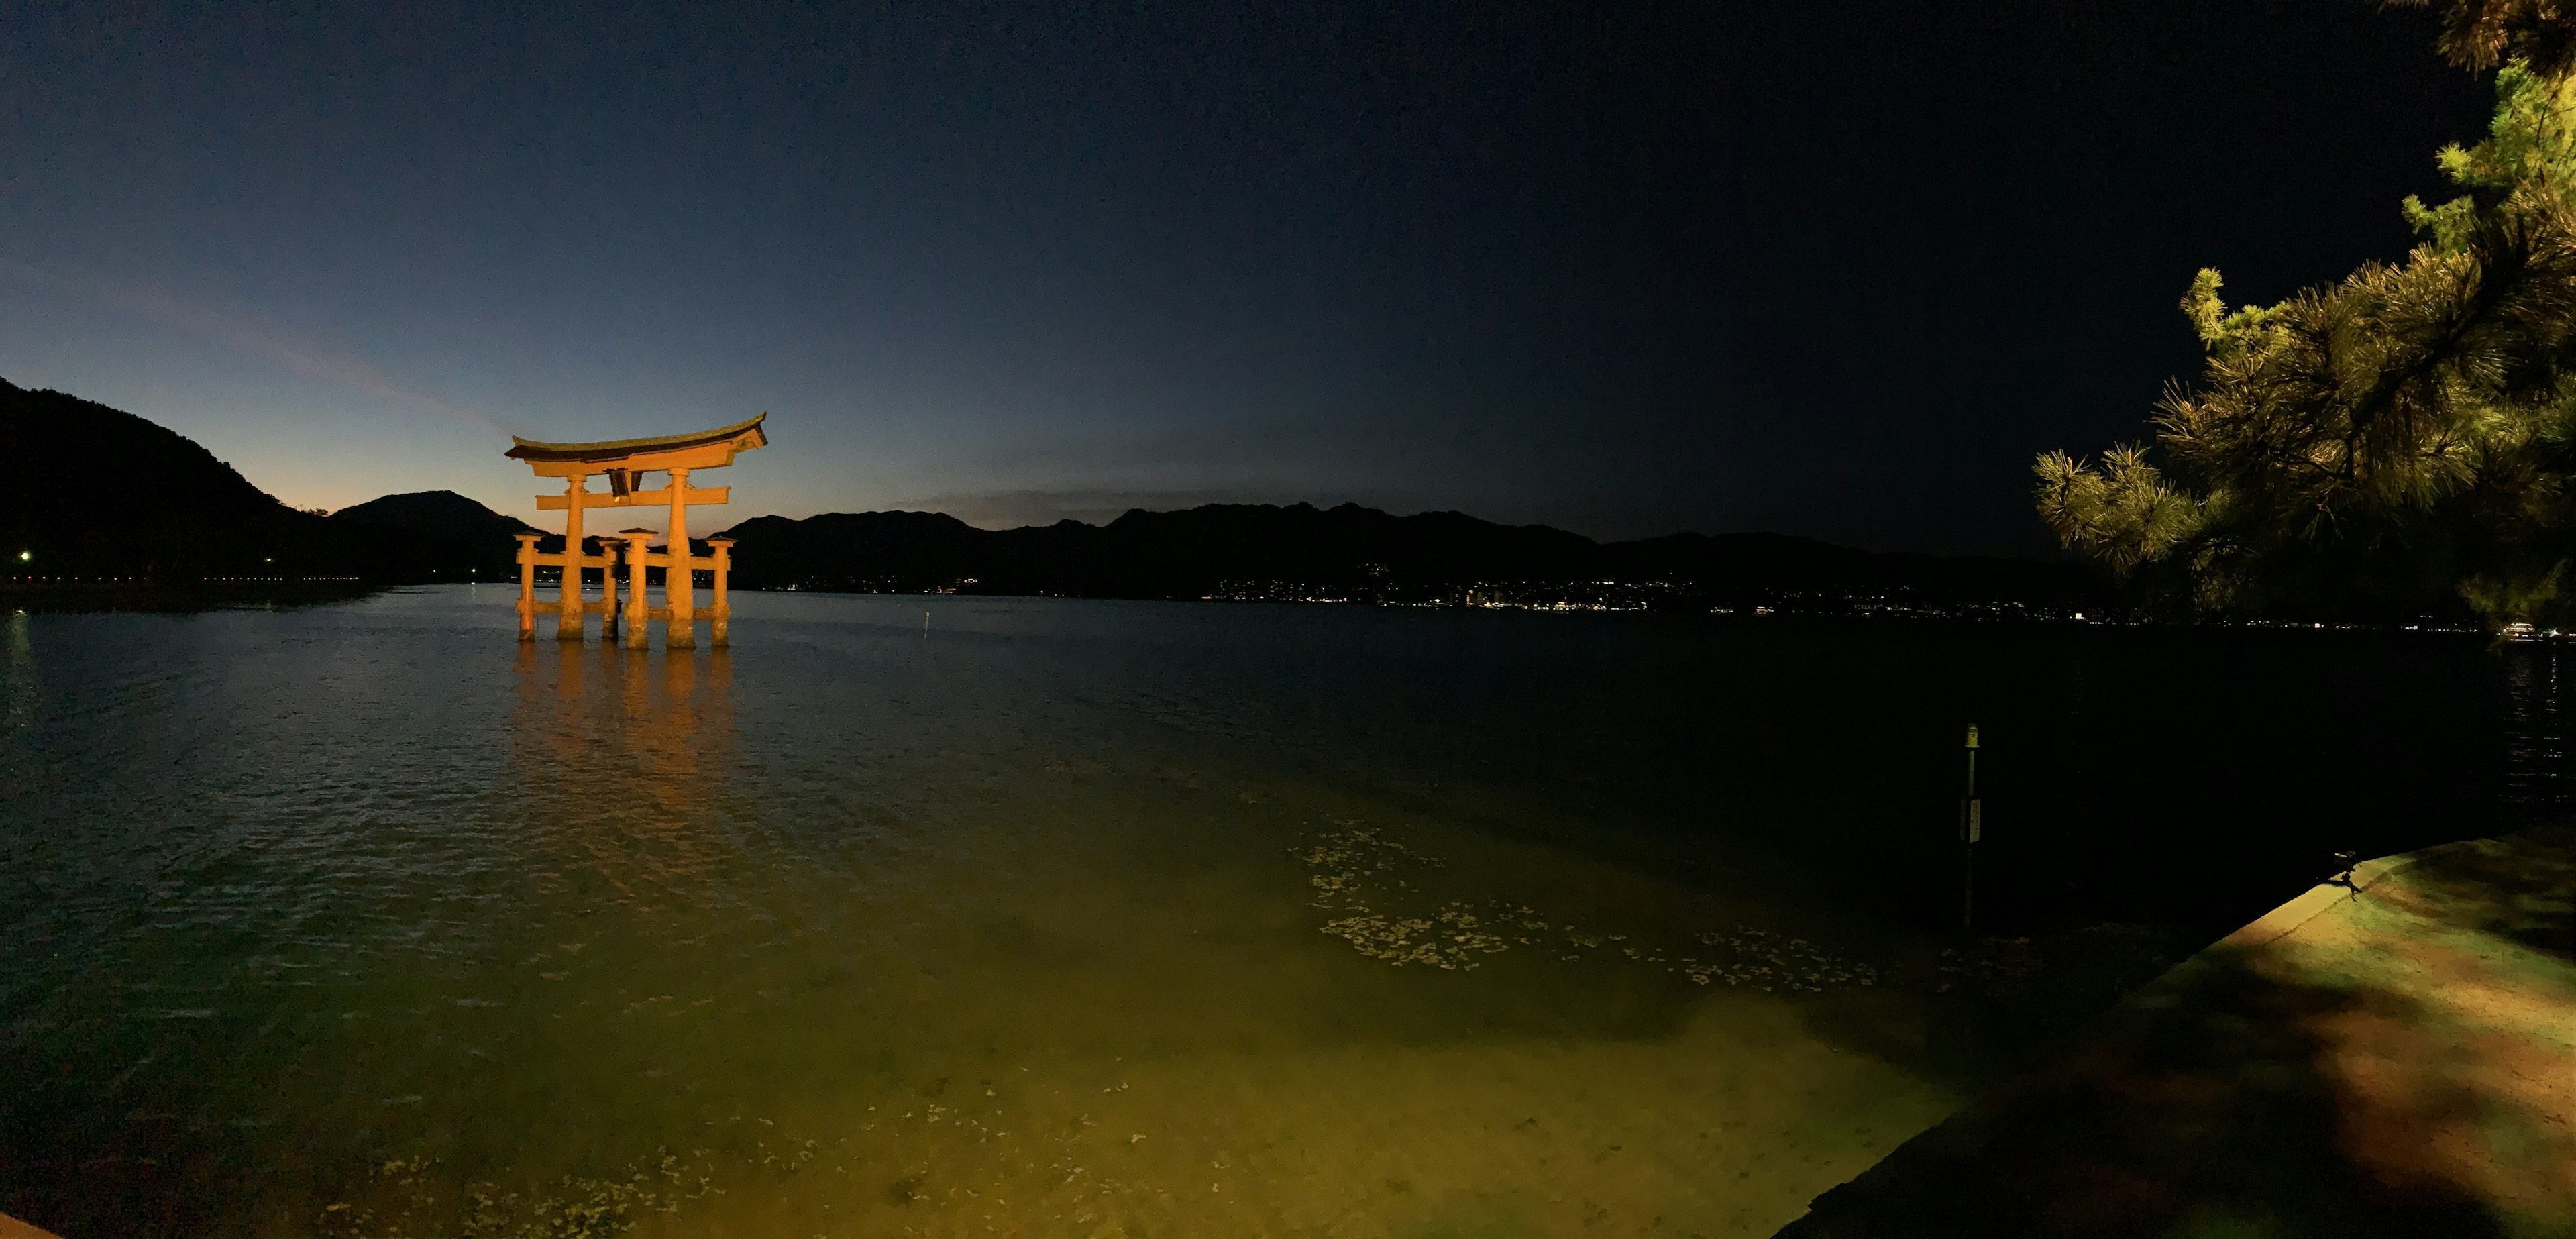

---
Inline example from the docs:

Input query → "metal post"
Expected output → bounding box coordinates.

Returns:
[1961,723,1981,932]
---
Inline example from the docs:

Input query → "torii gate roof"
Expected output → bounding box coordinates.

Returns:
[506,413,769,474]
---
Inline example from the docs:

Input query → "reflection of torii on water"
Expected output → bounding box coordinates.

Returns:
[505,413,769,649]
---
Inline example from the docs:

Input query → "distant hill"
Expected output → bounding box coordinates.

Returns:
[325,490,539,580]
[0,380,289,533]
[333,490,539,543]
[2,376,347,579]
[1,378,506,586]
[716,503,2108,613]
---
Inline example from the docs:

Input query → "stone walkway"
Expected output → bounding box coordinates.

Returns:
[0,1212,62,1239]
[1777,826,2576,1238]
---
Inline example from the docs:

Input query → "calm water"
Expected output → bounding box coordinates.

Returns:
[1,588,2567,1236]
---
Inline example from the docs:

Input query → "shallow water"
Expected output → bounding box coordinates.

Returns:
[1,589,2566,1236]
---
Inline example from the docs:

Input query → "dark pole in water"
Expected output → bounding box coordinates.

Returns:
[1961,724,1980,932]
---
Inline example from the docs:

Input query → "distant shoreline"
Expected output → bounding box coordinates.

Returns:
[0,580,387,614]
[0,580,2508,637]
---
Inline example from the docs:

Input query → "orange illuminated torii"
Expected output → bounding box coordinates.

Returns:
[505,413,768,649]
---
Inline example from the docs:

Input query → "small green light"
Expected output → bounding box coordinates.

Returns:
[15,551,26,562]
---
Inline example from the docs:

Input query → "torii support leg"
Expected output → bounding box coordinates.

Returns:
[623,533,651,650]
[515,533,539,641]
[665,466,696,650]
[558,474,590,642]
[708,539,732,649]
[601,551,619,643]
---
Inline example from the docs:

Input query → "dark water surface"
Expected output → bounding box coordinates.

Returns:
[1,588,2565,1236]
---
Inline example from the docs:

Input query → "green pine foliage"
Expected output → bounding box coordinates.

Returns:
[2037,54,2576,625]
[2390,0,2576,80]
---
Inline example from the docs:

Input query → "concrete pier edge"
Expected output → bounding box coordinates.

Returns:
[1773,826,2576,1238]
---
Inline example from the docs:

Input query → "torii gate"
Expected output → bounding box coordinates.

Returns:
[505,413,768,649]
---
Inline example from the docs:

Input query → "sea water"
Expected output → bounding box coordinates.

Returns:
[0,588,2560,1236]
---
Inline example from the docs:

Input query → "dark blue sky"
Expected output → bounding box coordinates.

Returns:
[1,1,2491,551]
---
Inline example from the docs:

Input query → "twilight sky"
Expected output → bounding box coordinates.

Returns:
[1,1,2492,553]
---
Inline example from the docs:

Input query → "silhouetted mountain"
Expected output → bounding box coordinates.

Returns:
[714,510,993,591]
[1,378,496,586]
[716,503,2108,613]
[327,490,539,580]
[333,490,539,543]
